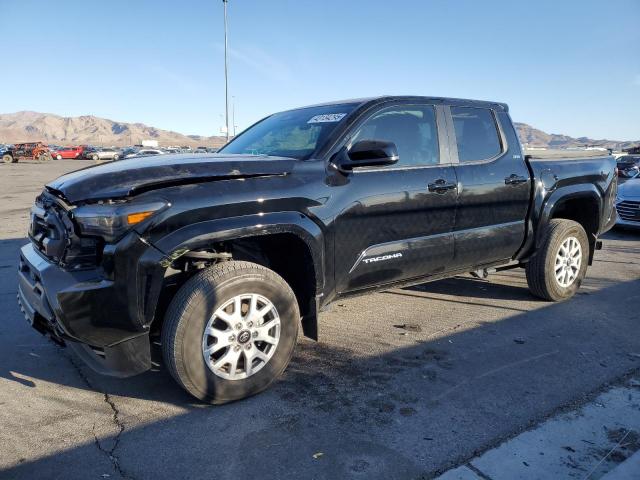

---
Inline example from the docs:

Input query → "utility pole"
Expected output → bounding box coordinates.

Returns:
[223,0,230,142]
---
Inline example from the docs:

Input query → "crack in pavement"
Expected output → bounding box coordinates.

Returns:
[92,393,130,480]
[59,345,134,480]
[466,463,493,480]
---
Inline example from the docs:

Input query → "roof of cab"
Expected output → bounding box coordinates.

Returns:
[293,95,509,112]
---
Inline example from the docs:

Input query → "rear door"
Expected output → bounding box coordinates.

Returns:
[333,102,458,293]
[446,105,530,269]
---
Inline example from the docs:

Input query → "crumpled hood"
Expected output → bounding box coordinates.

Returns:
[46,153,296,203]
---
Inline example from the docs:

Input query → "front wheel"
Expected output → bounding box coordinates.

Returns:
[526,219,589,301]
[161,261,299,404]
[92,154,99,161]
[56,154,62,160]
[2,154,14,164]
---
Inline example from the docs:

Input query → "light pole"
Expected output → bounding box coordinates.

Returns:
[223,0,230,142]
[232,95,236,137]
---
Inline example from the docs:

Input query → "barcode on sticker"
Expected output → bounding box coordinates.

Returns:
[307,113,347,124]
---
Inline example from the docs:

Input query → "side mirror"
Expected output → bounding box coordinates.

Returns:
[335,140,399,171]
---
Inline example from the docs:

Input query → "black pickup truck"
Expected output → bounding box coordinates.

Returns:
[17,96,617,403]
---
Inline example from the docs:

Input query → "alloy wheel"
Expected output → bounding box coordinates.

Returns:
[554,236,582,287]
[202,293,281,380]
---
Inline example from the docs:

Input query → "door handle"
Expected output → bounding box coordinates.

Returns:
[428,178,457,193]
[504,174,528,185]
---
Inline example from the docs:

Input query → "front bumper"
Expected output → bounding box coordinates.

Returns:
[615,199,640,229]
[17,241,159,377]
[615,217,640,229]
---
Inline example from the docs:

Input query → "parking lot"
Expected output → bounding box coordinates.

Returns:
[1,160,639,479]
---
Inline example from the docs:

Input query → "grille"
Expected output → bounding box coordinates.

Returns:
[29,203,68,261]
[616,200,640,223]
[29,191,101,268]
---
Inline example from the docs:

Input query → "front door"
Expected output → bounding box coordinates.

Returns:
[333,103,458,294]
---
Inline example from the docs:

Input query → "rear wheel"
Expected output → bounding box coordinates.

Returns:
[113,154,120,161]
[2,154,14,164]
[92,154,99,161]
[37,152,52,162]
[526,219,589,301]
[56,154,62,160]
[161,261,299,404]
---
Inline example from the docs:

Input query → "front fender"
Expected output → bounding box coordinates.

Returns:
[151,211,325,293]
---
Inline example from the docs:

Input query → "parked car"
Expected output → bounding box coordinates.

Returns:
[119,147,139,158]
[17,96,617,403]
[615,171,640,229]
[616,155,640,180]
[163,147,182,154]
[52,146,84,160]
[125,148,164,158]
[2,142,52,163]
[90,147,122,161]
[48,145,63,158]
[80,146,101,159]
[194,146,217,154]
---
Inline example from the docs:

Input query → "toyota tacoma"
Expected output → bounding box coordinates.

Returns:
[17,96,617,403]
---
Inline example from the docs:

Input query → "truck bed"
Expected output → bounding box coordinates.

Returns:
[524,149,611,160]
[521,152,618,260]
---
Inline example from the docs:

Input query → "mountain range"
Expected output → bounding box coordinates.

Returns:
[0,111,637,151]
[0,111,227,148]
[514,123,637,151]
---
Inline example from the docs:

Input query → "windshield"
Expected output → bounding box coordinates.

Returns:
[219,103,358,160]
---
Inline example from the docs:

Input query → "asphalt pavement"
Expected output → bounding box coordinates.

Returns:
[1,160,639,479]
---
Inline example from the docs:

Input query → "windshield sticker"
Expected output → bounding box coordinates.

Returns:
[307,113,347,124]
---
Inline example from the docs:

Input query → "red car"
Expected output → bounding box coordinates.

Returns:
[52,146,84,160]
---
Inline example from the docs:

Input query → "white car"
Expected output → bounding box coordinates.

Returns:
[616,171,640,229]
[91,148,122,161]
[125,149,164,159]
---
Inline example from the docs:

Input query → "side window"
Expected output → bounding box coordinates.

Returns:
[351,105,439,167]
[451,106,502,162]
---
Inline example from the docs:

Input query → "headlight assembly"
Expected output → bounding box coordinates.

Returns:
[72,200,169,242]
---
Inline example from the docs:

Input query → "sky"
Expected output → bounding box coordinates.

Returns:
[1,0,638,140]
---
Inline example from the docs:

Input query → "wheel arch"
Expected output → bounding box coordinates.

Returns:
[538,185,602,264]
[151,212,325,340]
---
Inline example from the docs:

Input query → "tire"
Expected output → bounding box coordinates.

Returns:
[161,261,300,404]
[56,154,62,160]
[113,154,119,161]
[526,219,589,301]
[2,154,14,164]
[92,154,99,161]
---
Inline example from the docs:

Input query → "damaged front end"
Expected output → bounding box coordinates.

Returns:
[17,189,168,377]
[17,154,299,377]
